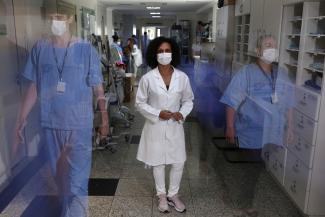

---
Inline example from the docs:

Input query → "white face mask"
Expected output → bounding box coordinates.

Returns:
[117,41,121,45]
[157,52,172,65]
[51,20,67,36]
[260,48,278,64]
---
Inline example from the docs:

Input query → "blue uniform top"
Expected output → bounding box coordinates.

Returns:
[220,63,295,149]
[22,39,103,130]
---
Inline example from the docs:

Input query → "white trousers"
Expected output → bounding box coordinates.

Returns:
[153,163,184,197]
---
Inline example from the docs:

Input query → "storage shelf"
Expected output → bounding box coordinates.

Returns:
[308,34,325,38]
[287,48,300,52]
[304,67,324,73]
[285,62,298,67]
[289,16,302,22]
[303,84,322,94]
[287,34,301,38]
[233,14,251,66]
[306,50,325,56]
[307,16,325,21]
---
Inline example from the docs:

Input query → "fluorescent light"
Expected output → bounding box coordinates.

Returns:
[152,16,161,18]
[150,12,161,15]
[146,6,160,10]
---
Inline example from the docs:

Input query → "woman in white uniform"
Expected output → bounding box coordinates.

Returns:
[135,37,194,213]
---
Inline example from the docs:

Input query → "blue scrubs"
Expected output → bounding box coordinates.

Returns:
[110,42,123,63]
[22,39,102,217]
[220,63,294,149]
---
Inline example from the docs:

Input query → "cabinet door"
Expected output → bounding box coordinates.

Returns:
[263,0,283,43]
[235,0,251,16]
[248,0,264,53]
[284,150,312,212]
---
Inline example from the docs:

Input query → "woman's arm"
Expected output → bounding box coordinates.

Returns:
[178,77,194,120]
[135,77,162,123]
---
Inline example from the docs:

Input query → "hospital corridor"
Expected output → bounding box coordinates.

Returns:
[0,0,325,217]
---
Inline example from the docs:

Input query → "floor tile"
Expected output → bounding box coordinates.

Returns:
[89,196,113,217]
[121,164,153,180]
[192,196,231,217]
[115,178,154,197]
[109,196,152,217]
[88,178,119,196]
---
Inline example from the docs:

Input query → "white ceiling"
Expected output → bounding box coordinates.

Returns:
[99,0,214,17]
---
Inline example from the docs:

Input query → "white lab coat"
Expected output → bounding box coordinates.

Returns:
[135,67,194,166]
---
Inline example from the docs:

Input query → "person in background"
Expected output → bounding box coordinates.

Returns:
[123,38,134,74]
[131,37,143,79]
[131,34,138,45]
[220,35,294,216]
[15,8,108,217]
[110,34,124,63]
[135,37,194,213]
[141,31,150,65]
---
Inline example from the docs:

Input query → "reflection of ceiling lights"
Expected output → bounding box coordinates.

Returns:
[146,6,160,10]
[150,12,161,15]
[152,16,161,18]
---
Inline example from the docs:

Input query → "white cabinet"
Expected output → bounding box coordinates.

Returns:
[263,0,283,39]
[247,0,264,53]
[284,150,312,212]
[293,110,317,145]
[235,0,251,16]
[247,0,283,53]
[270,1,325,216]
[216,6,230,39]
[287,132,315,168]
[295,87,321,121]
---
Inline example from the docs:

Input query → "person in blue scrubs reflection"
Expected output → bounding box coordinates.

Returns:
[220,35,294,216]
[15,9,108,217]
[220,35,294,151]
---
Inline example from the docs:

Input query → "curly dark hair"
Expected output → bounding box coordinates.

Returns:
[146,37,181,69]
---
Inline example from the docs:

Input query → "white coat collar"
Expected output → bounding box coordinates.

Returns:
[153,66,181,92]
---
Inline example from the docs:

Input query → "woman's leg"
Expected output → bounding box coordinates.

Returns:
[153,164,166,195]
[153,165,170,212]
[168,163,184,197]
[167,163,186,212]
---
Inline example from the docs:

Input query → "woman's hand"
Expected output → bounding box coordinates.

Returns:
[225,126,236,144]
[172,112,184,122]
[159,110,173,120]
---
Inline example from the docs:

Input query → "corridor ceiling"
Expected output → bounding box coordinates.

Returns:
[99,0,214,17]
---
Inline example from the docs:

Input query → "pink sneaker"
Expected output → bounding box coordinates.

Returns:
[167,195,186,213]
[158,194,170,213]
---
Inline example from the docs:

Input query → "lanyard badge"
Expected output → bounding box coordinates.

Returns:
[52,36,72,93]
[57,81,66,93]
[271,92,278,104]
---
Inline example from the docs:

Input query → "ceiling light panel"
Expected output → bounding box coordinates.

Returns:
[146,6,161,9]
